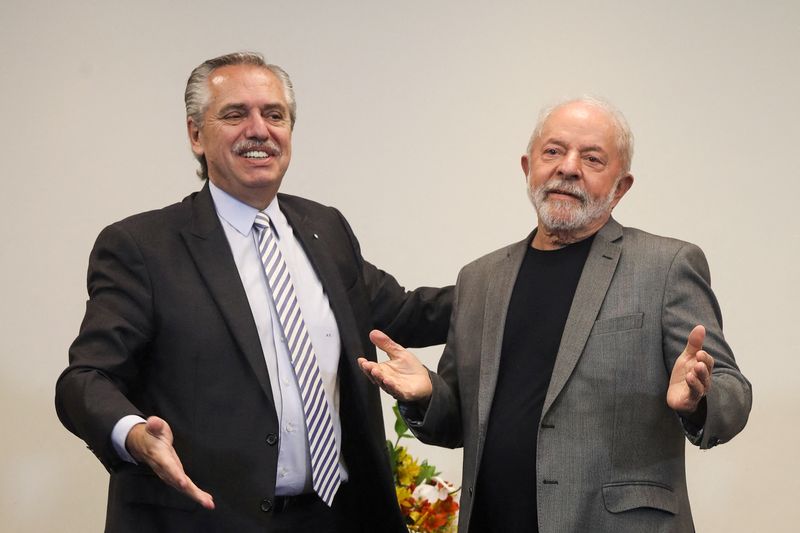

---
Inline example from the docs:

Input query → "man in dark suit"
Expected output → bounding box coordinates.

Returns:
[55,51,451,532]
[360,97,751,532]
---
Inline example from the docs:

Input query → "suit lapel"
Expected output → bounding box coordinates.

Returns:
[180,184,275,405]
[278,198,361,355]
[542,218,623,415]
[278,198,369,406]
[476,237,529,434]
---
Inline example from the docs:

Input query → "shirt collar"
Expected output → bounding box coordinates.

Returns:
[208,180,285,238]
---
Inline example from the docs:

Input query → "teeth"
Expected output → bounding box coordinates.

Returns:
[242,151,269,158]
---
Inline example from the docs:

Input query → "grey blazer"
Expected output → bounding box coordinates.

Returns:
[410,218,751,533]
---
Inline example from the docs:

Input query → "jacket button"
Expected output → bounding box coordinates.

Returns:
[266,433,278,446]
[469,486,473,496]
[260,498,273,512]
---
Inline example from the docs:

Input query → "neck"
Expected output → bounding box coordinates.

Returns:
[532,217,608,250]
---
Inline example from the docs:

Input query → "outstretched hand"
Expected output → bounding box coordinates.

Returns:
[126,416,215,510]
[667,325,715,415]
[358,329,433,403]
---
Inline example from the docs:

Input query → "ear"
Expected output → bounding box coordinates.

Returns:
[521,154,531,180]
[187,118,204,157]
[611,173,634,208]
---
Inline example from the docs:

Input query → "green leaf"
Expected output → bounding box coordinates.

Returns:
[393,403,409,438]
[416,461,438,485]
[386,440,398,483]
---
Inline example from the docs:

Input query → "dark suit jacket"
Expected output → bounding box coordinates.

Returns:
[410,218,751,533]
[55,184,452,532]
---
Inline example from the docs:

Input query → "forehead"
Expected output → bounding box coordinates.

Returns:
[206,64,287,108]
[538,102,618,152]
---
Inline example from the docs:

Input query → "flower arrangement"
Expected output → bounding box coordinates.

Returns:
[387,404,459,533]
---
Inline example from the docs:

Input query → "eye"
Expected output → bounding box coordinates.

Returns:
[584,155,605,167]
[542,147,561,158]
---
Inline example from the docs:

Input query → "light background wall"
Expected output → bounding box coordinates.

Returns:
[1,1,797,531]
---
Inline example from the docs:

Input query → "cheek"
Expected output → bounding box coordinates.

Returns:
[528,168,550,188]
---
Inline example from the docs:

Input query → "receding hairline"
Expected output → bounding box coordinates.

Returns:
[525,96,634,173]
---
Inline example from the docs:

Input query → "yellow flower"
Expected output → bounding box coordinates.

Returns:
[396,485,413,505]
[395,446,421,486]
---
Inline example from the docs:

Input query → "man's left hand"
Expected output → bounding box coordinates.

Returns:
[667,324,715,415]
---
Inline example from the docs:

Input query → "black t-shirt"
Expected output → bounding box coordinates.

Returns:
[469,234,594,533]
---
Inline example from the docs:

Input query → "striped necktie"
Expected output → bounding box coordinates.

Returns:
[254,212,341,506]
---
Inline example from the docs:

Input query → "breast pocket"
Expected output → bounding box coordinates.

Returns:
[590,313,644,336]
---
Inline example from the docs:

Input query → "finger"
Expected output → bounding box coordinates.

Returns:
[158,463,215,510]
[144,434,215,510]
[697,350,715,372]
[692,357,713,390]
[359,361,384,387]
[369,329,406,359]
[357,357,374,375]
[691,361,711,388]
[684,368,706,399]
[145,416,171,441]
[683,325,706,358]
[179,477,216,510]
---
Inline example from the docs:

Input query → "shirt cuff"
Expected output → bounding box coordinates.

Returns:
[111,415,147,464]
[679,397,708,445]
[398,401,427,427]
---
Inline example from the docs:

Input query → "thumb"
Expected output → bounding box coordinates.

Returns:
[684,325,706,358]
[369,329,406,360]
[145,416,172,441]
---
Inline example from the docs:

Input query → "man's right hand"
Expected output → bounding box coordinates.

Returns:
[126,416,215,510]
[358,329,433,404]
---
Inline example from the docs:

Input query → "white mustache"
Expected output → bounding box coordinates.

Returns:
[541,180,588,203]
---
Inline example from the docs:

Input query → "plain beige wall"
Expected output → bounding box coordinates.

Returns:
[1,0,797,531]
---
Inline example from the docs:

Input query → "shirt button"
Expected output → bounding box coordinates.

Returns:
[282,377,290,386]
[286,422,296,433]
[266,433,278,446]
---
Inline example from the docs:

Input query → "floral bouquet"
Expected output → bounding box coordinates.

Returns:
[387,404,459,533]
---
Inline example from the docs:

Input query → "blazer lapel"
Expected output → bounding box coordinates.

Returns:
[180,184,275,405]
[476,237,529,435]
[278,198,370,406]
[542,218,623,415]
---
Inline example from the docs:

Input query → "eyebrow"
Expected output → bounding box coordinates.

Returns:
[217,102,288,115]
[543,138,608,154]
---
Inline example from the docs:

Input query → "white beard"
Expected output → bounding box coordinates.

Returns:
[527,177,618,233]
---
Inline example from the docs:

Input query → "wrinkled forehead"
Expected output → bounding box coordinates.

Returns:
[206,64,286,105]
[540,103,618,147]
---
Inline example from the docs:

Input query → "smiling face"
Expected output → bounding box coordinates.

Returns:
[522,101,633,249]
[188,64,292,209]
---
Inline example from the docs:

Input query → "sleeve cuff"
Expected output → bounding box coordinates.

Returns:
[398,401,427,427]
[679,397,707,445]
[111,415,147,464]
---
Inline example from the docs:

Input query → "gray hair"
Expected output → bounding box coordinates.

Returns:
[526,96,634,174]
[185,51,297,179]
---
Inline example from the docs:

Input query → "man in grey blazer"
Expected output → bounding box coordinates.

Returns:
[360,97,751,532]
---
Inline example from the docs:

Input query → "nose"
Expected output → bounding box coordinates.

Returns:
[244,111,270,140]
[557,151,581,180]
